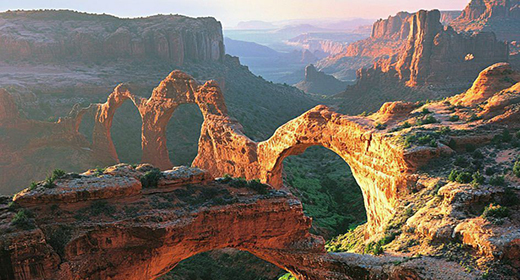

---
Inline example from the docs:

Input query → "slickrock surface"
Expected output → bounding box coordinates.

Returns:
[0,10,224,65]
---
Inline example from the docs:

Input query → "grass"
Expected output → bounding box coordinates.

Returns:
[11,209,35,230]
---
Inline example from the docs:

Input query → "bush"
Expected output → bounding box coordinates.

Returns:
[471,171,485,186]
[456,172,473,184]
[514,160,520,178]
[448,169,459,182]
[416,115,438,125]
[482,204,509,219]
[502,188,520,207]
[489,175,505,186]
[448,115,460,122]
[42,169,67,189]
[467,113,481,122]
[375,122,387,130]
[422,108,431,114]
[502,130,512,143]
[246,179,270,195]
[11,209,35,230]
[454,156,469,168]
[140,168,162,188]
[516,130,520,139]
[472,150,484,159]
[364,241,383,255]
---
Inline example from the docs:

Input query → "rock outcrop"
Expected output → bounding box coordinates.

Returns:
[452,0,520,41]
[347,10,509,91]
[0,10,224,65]
[294,64,347,95]
[0,165,478,280]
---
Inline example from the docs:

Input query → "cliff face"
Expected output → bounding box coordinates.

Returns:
[349,9,509,91]
[452,0,520,41]
[0,10,224,65]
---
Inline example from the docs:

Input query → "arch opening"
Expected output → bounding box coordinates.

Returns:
[282,146,366,239]
[110,100,143,164]
[166,103,204,166]
[161,249,284,280]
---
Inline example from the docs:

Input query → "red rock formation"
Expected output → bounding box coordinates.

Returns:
[452,0,520,41]
[1,165,477,280]
[0,10,224,65]
[349,9,509,91]
[454,62,520,106]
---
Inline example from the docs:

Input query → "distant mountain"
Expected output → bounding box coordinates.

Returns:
[295,64,348,95]
[224,37,279,58]
[233,20,276,30]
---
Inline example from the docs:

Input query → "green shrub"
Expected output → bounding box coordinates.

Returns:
[278,273,297,280]
[422,108,431,114]
[246,179,270,195]
[416,115,438,125]
[471,171,485,186]
[456,172,473,184]
[513,160,520,178]
[375,122,387,130]
[472,150,484,159]
[438,126,451,135]
[454,156,469,167]
[448,115,460,122]
[502,130,512,143]
[482,204,509,219]
[489,175,505,186]
[11,209,35,230]
[485,167,495,176]
[516,130,520,139]
[140,168,162,188]
[42,169,67,189]
[448,169,459,182]
[364,241,383,255]
[28,182,38,191]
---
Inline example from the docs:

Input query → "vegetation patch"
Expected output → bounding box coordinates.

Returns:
[140,168,163,188]
[11,209,35,230]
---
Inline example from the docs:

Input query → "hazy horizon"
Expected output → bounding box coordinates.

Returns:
[0,0,469,28]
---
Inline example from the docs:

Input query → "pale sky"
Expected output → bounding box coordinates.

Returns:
[0,0,469,27]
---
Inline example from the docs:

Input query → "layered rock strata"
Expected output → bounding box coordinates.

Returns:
[0,165,476,280]
[0,10,224,65]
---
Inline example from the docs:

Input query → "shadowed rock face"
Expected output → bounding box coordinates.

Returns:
[295,64,347,95]
[0,10,224,65]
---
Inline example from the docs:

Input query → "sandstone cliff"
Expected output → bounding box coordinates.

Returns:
[452,0,520,41]
[0,10,224,65]
[336,9,509,113]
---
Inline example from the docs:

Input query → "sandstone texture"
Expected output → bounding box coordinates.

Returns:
[0,10,224,65]
[0,165,478,280]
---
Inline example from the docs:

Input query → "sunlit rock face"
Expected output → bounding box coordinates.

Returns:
[0,10,224,65]
[451,0,520,41]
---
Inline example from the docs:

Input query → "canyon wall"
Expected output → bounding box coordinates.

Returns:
[350,10,509,90]
[451,0,520,41]
[0,10,224,65]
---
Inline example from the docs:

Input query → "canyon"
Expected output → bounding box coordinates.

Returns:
[1,63,520,279]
